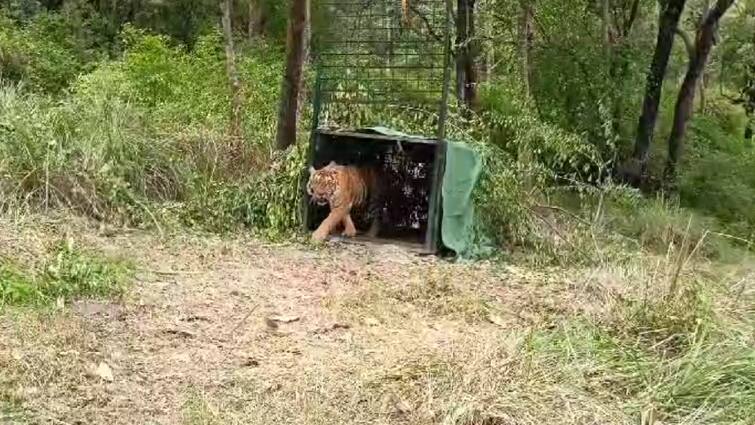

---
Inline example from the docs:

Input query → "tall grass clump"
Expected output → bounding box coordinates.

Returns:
[530,231,755,424]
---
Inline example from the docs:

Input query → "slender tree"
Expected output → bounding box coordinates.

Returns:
[596,0,641,139]
[631,0,687,176]
[519,0,535,100]
[743,63,755,146]
[456,0,479,110]
[665,0,737,180]
[221,0,243,140]
[275,0,308,150]
[247,0,263,39]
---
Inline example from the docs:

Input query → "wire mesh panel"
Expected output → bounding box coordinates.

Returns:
[313,0,452,138]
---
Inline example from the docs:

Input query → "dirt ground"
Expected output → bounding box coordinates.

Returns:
[0,216,629,425]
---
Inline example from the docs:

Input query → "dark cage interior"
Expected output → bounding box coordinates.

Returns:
[305,130,441,247]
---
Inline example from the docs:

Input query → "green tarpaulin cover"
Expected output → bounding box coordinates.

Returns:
[359,127,482,256]
[440,140,482,256]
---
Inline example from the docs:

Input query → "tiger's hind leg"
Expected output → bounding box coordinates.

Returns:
[367,217,380,238]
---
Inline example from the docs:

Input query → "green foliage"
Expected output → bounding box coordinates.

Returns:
[679,98,755,240]
[466,80,602,249]
[235,145,307,238]
[174,144,307,238]
[0,263,38,306]
[41,238,132,300]
[0,239,132,307]
[480,81,601,179]
[120,25,185,106]
[0,26,297,235]
[0,9,104,92]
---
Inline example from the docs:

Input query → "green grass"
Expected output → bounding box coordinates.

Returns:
[182,388,221,425]
[533,319,755,424]
[0,239,132,307]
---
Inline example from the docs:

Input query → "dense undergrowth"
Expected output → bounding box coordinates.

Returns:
[1,25,307,239]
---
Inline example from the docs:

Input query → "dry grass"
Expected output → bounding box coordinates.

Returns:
[1,214,753,425]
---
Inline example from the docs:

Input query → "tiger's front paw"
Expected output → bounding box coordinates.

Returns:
[342,227,357,237]
[312,229,329,242]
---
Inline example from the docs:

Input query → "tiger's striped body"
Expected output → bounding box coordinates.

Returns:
[307,161,381,241]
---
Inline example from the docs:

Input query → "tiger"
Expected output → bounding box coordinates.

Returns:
[307,161,382,242]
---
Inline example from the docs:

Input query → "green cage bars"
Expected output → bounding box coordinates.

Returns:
[311,0,453,138]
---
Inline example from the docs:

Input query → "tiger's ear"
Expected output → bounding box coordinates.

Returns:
[327,160,337,167]
[308,166,316,175]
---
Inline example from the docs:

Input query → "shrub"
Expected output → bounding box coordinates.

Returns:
[679,99,755,240]
[462,80,602,253]
[0,10,104,92]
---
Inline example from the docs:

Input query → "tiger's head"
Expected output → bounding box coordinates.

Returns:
[307,161,339,206]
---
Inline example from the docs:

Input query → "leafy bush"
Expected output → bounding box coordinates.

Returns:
[0,10,103,92]
[463,80,602,251]
[41,239,132,300]
[679,99,755,240]
[119,25,185,106]
[0,264,37,307]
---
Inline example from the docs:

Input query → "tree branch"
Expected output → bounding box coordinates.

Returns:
[624,0,642,36]
[674,28,695,62]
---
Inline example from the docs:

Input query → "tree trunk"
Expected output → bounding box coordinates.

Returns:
[456,0,478,111]
[221,0,243,140]
[631,0,687,176]
[602,0,611,58]
[298,0,311,113]
[247,0,266,38]
[519,0,534,100]
[743,65,754,146]
[275,0,308,150]
[302,0,311,64]
[248,0,256,39]
[609,0,641,142]
[602,0,616,143]
[746,92,754,148]
[664,0,735,180]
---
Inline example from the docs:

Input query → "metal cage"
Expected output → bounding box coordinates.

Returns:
[305,0,453,252]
